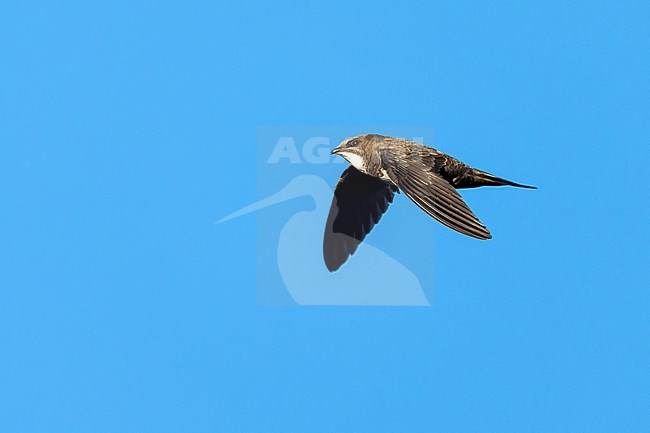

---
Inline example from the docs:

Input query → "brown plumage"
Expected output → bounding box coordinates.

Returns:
[323,134,536,272]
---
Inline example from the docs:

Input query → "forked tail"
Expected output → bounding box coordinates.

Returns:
[474,170,537,189]
[455,169,537,189]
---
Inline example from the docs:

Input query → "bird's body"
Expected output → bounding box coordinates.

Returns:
[324,134,536,272]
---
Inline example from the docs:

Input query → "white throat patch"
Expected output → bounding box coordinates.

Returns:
[339,151,367,173]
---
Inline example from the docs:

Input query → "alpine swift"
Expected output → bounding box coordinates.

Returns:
[323,134,536,272]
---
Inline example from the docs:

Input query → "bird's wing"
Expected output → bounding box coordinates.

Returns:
[323,166,398,272]
[382,151,492,240]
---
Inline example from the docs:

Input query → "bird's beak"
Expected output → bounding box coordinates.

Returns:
[331,146,342,155]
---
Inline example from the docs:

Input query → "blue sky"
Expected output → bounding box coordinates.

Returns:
[2,1,649,432]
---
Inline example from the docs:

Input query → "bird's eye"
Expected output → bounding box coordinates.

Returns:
[348,139,360,147]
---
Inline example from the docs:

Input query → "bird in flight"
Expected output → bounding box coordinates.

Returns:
[323,134,536,272]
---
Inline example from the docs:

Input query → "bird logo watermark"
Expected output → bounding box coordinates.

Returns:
[218,127,436,306]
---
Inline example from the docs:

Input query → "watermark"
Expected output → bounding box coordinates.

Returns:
[219,127,436,306]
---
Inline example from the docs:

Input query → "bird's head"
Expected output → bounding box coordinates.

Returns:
[331,134,384,171]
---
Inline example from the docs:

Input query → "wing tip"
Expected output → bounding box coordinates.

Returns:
[324,259,342,272]
[465,229,492,240]
[323,238,351,272]
[476,225,492,240]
